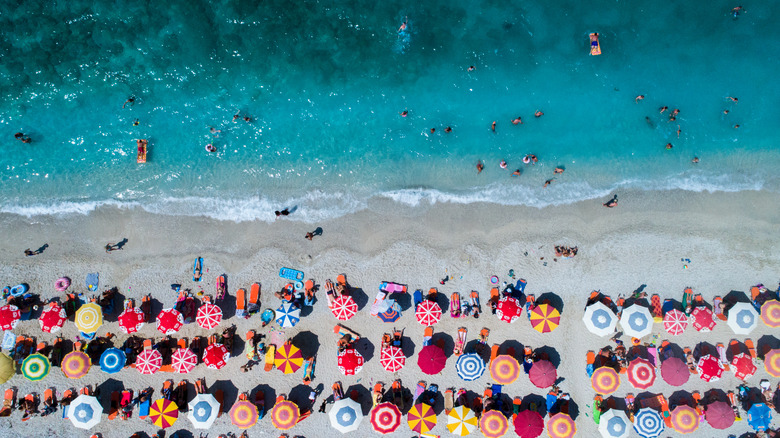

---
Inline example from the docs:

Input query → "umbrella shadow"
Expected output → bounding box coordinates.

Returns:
[603,396,627,411]
[669,390,695,410]
[105,290,125,323]
[289,384,314,414]
[533,346,560,368]
[220,289,237,320]
[499,340,525,359]
[757,335,780,359]
[703,388,729,405]
[148,297,164,324]
[536,292,564,313]
[463,339,481,356]
[725,340,749,362]
[211,379,239,409]
[520,394,548,416]
[401,336,417,359]
[434,333,454,358]
[395,292,412,312]
[659,342,685,361]
[250,383,276,416]
[344,383,372,415]
[634,391,660,409]
[96,378,124,412]
[723,290,750,315]
[350,286,369,311]
[693,342,718,359]
[433,294,450,317]
[354,338,375,363]
[550,396,578,420]
[291,331,320,359]
[166,431,193,438]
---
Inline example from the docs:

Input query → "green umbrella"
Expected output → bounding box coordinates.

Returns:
[22,353,50,381]
[0,353,14,384]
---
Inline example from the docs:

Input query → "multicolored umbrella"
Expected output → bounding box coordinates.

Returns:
[490,354,521,385]
[118,307,145,334]
[149,398,179,428]
[513,409,544,438]
[633,408,664,438]
[690,307,715,332]
[99,348,126,374]
[447,405,478,436]
[456,352,486,381]
[0,305,21,331]
[188,393,220,429]
[39,303,66,333]
[496,297,523,323]
[62,351,91,379]
[671,405,699,434]
[705,401,735,430]
[22,353,50,381]
[696,354,724,382]
[171,348,198,374]
[371,402,402,435]
[75,303,103,333]
[329,397,363,433]
[627,358,656,389]
[528,359,557,388]
[156,308,184,334]
[331,295,358,321]
[731,352,757,380]
[68,394,101,429]
[480,410,509,438]
[764,349,780,377]
[338,347,364,375]
[663,309,688,335]
[747,403,772,431]
[377,301,402,323]
[417,345,446,375]
[271,400,299,430]
[196,302,222,329]
[380,346,405,372]
[230,400,258,429]
[529,303,560,333]
[591,366,620,394]
[760,300,780,328]
[598,409,631,438]
[415,300,442,326]
[546,413,576,438]
[203,343,229,370]
[660,357,689,386]
[583,302,617,337]
[276,302,301,328]
[135,349,163,375]
[275,343,304,374]
[619,304,652,338]
[728,302,758,334]
[407,403,437,434]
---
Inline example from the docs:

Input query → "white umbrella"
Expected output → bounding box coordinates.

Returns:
[583,302,617,337]
[329,397,363,433]
[727,302,758,335]
[68,394,101,430]
[188,393,220,429]
[620,304,653,338]
[599,409,631,438]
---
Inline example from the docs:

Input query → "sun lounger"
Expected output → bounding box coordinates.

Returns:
[713,296,727,320]
[450,293,461,318]
[682,288,693,314]
[745,338,757,359]
[235,288,246,318]
[422,326,433,347]
[414,381,426,404]
[248,283,261,314]
[453,328,467,356]
[413,290,423,309]
[651,294,662,322]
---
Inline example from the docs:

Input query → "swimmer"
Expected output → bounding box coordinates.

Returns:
[512,169,521,176]
[523,156,530,164]
[209,126,221,135]
[727,96,738,103]
[133,119,139,126]
[511,117,523,125]
[677,126,681,138]
[530,154,538,164]
[233,111,241,121]
[659,106,668,113]
[635,95,645,103]
[543,178,555,188]
[732,5,743,17]
[468,66,475,72]
[205,144,217,153]
[691,157,700,163]
[122,96,135,109]
[14,133,23,140]
[554,167,564,174]
[671,109,680,116]
[476,161,484,173]
[734,124,740,129]
[398,17,408,32]
[499,160,507,169]
[665,143,673,150]
[430,128,435,134]
[243,116,252,122]
[444,126,452,133]
[491,121,496,132]
[723,109,729,115]
[401,110,408,117]
[534,110,544,118]
[669,115,676,122]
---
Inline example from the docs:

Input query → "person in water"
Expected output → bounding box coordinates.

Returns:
[133,119,139,126]
[543,178,554,188]
[603,194,618,208]
[468,66,475,72]
[499,160,507,169]
[123,96,135,109]
[476,161,484,173]
[512,169,521,176]
[444,126,452,133]
[275,208,290,218]
[691,157,700,163]
[398,17,408,33]
[400,110,408,117]
[554,167,564,174]
[491,121,496,132]
[14,132,31,143]
[659,106,668,113]
[677,126,681,138]
[534,110,544,118]
[205,144,217,153]
[511,117,523,125]
[635,95,645,103]
[665,143,673,150]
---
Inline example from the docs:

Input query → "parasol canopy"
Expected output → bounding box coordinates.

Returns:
[528,359,557,388]
[171,348,198,374]
[230,400,258,429]
[583,302,617,337]
[271,400,299,430]
[149,398,179,428]
[39,303,66,333]
[203,343,229,370]
[447,404,478,436]
[99,348,126,374]
[546,413,576,438]
[188,393,220,429]
[663,309,688,335]
[417,345,446,375]
[276,301,301,328]
[598,409,631,438]
[22,353,50,381]
[728,302,758,334]
[370,402,402,435]
[760,300,780,327]
[731,352,757,380]
[660,357,689,386]
[68,394,101,429]
[62,351,91,379]
[156,308,184,334]
[633,408,664,438]
[380,346,405,372]
[329,397,363,433]
[331,295,358,321]
[490,354,521,385]
[496,296,523,323]
[196,302,223,329]
[0,305,21,331]
[415,300,442,326]
[764,349,780,377]
[690,307,715,332]
[670,405,699,434]
[74,303,102,333]
[135,349,163,375]
[337,347,364,375]
[456,352,486,381]
[705,401,735,430]
[619,304,653,338]
[591,366,620,395]
[407,403,437,434]
[627,357,656,389]
[513,409,544,438]
[480,410,509,438]
[275,342,304,374]
[696,354,724,382]
[529,303,560,333]
[118,307,145,334]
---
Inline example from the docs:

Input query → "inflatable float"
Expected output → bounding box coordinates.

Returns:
[55,277,71,291]
[10,284,28,297]
[137,139,148,163]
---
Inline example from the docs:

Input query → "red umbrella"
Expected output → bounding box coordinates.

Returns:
[731,353,757,380]
[705,401,735,430]
[496,297,523,323]
[661,357,690,386]
[0,305,21,331]
[663,309,688,335]
[118,307,145,334]
[157,308,184,334]
[171,348,198,374]
[514,409,544,438]
[691,307,715,331]
[528,360,557,388]
[331,296,358,321]
[39,303,66,333]
[203,343,229,370]
[380,346,405,372]
[696,354,724,382]
[337,348,364,375]
[417,345,446,375]
[627,357,656,389]
[196,303,222,330]
[415,300,442,326]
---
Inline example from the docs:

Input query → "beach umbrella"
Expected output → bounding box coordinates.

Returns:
[660,357,690,386]
[377,300,402,322]
[99,348,126,374]
[135,349,163,375]
[496,296,523,323]
[337,347,364,375]
[171,348,198,374]
[196,302,222,329]
[118,307,145,334]
[760,300,780,327]
[329,397,363,433]
[447,405,478,436]
[230,400,258,429]
[0,305,21,331]
[380,346,405,372]
[662,309,688,335]
[513,409,544,438]
[276,301,301,328]
[407,403,437,433]
[275,342,304,374]
[203,343,229,370]
[371,402,402,435]
[627,358,656,389]
[415,300,442,326]
[583,302,617,337]
[747,403,772,431]
[705,401,735,430]
[591,366,620,395]
[156,308,184,334]
[728,302,758,334]
[529,303,560,333]
[39,303,66,333]
[480,410,509,438]
[619,304,653,338]
[0,353,14,384]
[188,393,219,429]
[22,353,50,381]
[671,405,699,434]
[598,409,631,438]
[546,413,576,438]
[62,351,91,379]
[490,354,521,385]
[456,352,486,381]
[149,398,179,428]
[68,394,101,429]
[764,349,780,377]
[690,307,715,332]
[271,400,299,430]
[417,345,446,375]
[331,295,358,321]
[731,352,757,380]
[529,359,557,388]
[696,354,724,382]
[633,408,664,438]
[74,302,102,334]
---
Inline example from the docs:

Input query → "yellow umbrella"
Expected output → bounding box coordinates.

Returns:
[75,303,103,333]
[0,353,14,384]
[274,342,304,374]
[407,403,437,434]
[446,405,478,436]
[149,398,179,428]
[529,303,561,333]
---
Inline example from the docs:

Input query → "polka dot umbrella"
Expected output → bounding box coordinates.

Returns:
[663,309,688,336]
[496,297,523,324]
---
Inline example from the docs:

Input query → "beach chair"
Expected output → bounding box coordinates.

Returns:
[453,328,467,356]
[0,388,15,418]
[392,328,403,348]
[140,294,152,322]
[337,274,350,295]
[235,288,246,318]
[450,293,461,318]
[108,391,121,420]
[651,294,662,322]
[516,278,527,293]
[370,290,388,315]
[248,283,261,314]
[745,338,757,359]
[490,344,500,364]
[682,288,693,314]
[489,288,499,305]
[215,275,226,302]
[470,291,481,318]
[586,351,596,377]
[422,326,433,347]
[693,294,704,309]
[392,380,404,410]
[372,383,384,407]
[591,394,602,424]
[119,389,133,420]
[138,389,152,419]
[525,294,535,318]
[683,347,697,374]
[444,388,454,414]
[264,344,275,372]
[727,391,742,420]
[713,296,727,320]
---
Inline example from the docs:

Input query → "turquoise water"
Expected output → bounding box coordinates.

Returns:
[1,1,779,221]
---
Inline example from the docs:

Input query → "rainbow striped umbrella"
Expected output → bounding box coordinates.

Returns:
[271,400,299,430]
[480,410,509,438]
[671,405,699,434]
[447,405,478,436]
[274,343,304,374]
[627,358,656,389]
[135,349,163,375]
[75,303,102,333]
[230,400,258,429]
[764,349,780,377]
[591,366,620,394]
[547,413,576,438]
[22,353,50,381]
[39,303,66,333]
[529,304,561,333]
[149,398,179,428]
[490,354,521,385]
[371,402,402,435]
[62,351,91,379]
[407,403,437,433]
[761,300,780,328]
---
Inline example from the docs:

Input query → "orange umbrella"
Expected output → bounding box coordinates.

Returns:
[547,413,576,438]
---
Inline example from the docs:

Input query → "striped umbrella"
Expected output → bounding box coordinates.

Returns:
[377,301,402,322]
[496,297,523,323]
[529,304,560,333]
[447,405,478,436]
[663,309,688,335]
[0,305,21,331]
[696,354,724,382]
[118,307,145,334]
[276,302,301,328]
[528,359,557,388]
[583,302,617,337]
[407,403,437,434]
[415,300,442,326]
[39,303,66,333]
[271,400,299,430]
[627,358,656,389]
[671,405,699,434]
[135,349,163,375]
[705,401,735,430]
[22,353,50,381]
[728,302,758,334]
[149,398,179,428]
[456,352,486,381]
[619,304,652,338]
[546,413,576,438]
[633,407,664,438]
[480,410,509,438]
[62,351,91,379]
[203,343,229,370]
[230,400,258,429]
[74,303,102,333]
[690,307,715,331]
[196,303,222,329]
[760,300,780,328]
[331,295,358,321]
[156,308,184,334]
[764,349,780,377]
[188,393,220,429]
[598,409,630,438]
[380,346,405,372]
[99,348,126,374]
[490,354,521,385]
[591,367,620,394]
[171,348,198,374]
[68,394,101,429]
[338,347,364,375]
[329,397,363,433]
[513,409,543,438]
[370,402,402,435]
[275,343,304,374]
[731,352,757,380]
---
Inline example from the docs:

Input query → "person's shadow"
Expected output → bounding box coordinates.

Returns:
[34,244,49,255]
[115,238,128,250]
[313,227,323,237]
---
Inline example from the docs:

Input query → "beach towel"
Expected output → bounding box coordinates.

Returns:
[86,273,99,292]
[1,332,15,351]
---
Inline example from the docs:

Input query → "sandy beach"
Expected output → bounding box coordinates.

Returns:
[1,188,780,438]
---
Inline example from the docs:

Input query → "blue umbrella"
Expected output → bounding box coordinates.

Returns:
[619,305,653,338]
[328,398,363,433]
[188,393,220,429]
[377,300,401,322]
[99,348,126,374]
[69,394,101,429]
[748,403,772,431]
[633,408,664,438]
[456,353,486,381]
[582,302,617,337]
[276,302,300,328]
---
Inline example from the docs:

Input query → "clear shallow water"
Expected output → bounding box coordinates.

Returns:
[1,1,779,222]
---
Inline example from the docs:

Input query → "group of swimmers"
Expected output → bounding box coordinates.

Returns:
[13,132,32,143]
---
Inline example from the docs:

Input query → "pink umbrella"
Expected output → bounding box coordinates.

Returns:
[696,354,724,382]
[157,308,184,334]
[196,303,222,330]
[415,300,442,326]
[417,345,446,375]
[331,296,358,321]
[0,305,21,331]
[663,309,688,336]
[691,307,715,332]
[39,303,66,333]
[203,344,229,370]
[528,360,557,388]
[731,353,757,380]
[118,307,145,334]
[661,357,690,386]
[705,401,735,430]
[496,297,522,323]
[627,358,656,389]
[338,348,364,375]
[136,349,163,375]
[171,348,198,374]
[380,346,405,372]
